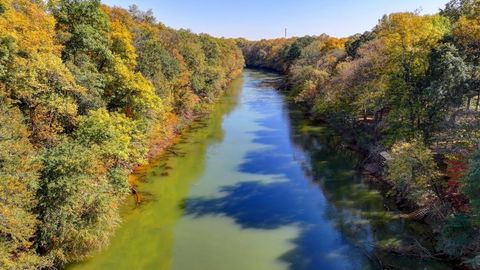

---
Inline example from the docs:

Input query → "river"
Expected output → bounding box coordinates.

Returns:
[70,69,452,270]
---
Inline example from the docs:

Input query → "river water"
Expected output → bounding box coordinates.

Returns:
[70,69,452,270]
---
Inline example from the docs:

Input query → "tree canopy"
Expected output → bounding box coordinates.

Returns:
[240,2,480,264]
[0,0,243,267]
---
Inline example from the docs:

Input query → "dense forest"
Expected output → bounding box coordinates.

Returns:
[239,0,480,267]
[0,0,243,268]
[2,0,480,269]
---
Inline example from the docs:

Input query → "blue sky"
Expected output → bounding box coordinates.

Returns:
[103,0,450,40]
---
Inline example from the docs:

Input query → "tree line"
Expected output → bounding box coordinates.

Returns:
[239,0,480,266]
[0,0,243,268]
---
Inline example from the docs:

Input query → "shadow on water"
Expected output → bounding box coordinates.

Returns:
[70,69,452,270]
[67,75,245,270]
[181,70,452,270]
[182,84,372,270]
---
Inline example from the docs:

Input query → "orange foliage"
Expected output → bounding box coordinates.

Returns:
[445,157,470,212]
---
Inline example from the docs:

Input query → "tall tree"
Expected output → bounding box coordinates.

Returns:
[52,0,113,112]
[421,43,470,141]
[376,13,450,141]
[37,138,120,265]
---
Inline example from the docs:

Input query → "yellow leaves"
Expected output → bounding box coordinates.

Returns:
[388,139,441,200]
[323,37,347,52]
[454,15,480,48]
[77,108,136,161]
[110,18,137,69]
[0,1,246,268]
[0,0,84,144]
[0,0,60,56]
[377,13,450,75]
[6,50,81,143]
[108,56,162,118]
[28,52,80,93]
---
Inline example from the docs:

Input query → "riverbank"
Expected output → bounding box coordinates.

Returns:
[69,69,455,270]
[250,71,448,233]
[129,74,244,198]
[249,69,458,266]
[238,17,480,266]
[272,79,464,268]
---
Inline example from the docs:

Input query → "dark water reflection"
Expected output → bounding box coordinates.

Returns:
[71,69,452,270]
[182,70,451,270]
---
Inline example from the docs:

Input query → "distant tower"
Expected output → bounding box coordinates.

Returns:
[285,28,287,38]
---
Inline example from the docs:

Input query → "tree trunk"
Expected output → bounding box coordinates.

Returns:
[476,94,480,112]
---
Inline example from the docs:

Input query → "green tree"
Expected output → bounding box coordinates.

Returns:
[52,0,113,112]
[421,43,470,141]
[345,31,376,59]
[283,36,315,63]
[438,151,480,263]
[105,56,162,118]
[437,213,477,257]
[135,34,180,81]
[37,138,120,265]
[377,13,450,141]
[0,103,47,269]
[463,151,480,225]
[388,140,441,201]
[53,0,112,67]
[75,108,147,191]
[441,0,480,21]
[0,0,81,145]
[133,26,180,109]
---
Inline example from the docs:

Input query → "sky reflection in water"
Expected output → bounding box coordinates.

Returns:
[71,69,452,270]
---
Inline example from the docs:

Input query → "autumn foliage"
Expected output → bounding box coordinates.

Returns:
[239,1,480,265]
[0,0,243,268]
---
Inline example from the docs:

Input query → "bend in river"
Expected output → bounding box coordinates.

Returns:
[70,69,452,270]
